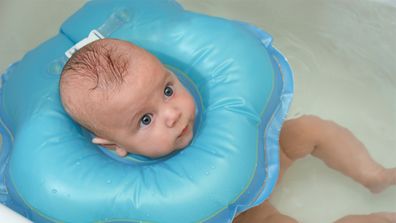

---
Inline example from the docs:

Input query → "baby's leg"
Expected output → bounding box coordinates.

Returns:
[334,212,396,223]
[233,115,396,223]
[280,115,396,193]
[232,142,298,223]
[232,201,297,223]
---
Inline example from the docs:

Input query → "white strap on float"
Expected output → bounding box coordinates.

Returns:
[65,30,104,58]
[48,8,133,74]
[65,7,132,58]
[0,204,33,223]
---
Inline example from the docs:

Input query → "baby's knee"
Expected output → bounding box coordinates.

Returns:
[290,114,323,125]
[286,115,329,141]
[279,115,323,160]
[281,115,324,142]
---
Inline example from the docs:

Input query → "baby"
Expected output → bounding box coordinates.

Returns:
[60,38,196,158]
[60,38,396,223]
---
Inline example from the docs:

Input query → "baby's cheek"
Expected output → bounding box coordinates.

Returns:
[160,137,177,154]
[186,94,196,113]
[155,131,173,146]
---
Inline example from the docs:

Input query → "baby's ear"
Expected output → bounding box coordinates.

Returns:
[91,137,114,145]
[115,146,128,157]
[91,137,128,157]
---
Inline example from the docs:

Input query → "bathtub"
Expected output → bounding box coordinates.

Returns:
[0,0,395,222]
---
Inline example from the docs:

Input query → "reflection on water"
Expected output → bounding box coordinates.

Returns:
[1,0,395,222]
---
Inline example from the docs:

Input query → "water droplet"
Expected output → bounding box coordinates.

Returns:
[0,185,7,193]
[205,171,210,176]
[106,180,112,184]
[48,59,66,75]
[210,165,216,170]
[51,189,58,194]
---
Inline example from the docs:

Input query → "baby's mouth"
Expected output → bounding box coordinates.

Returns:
[178,124,189,138]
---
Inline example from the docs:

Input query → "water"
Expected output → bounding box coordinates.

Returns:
[1,0,395,222]
[177,0,396,222]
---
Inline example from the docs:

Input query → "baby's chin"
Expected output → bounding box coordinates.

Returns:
[147,142,190,158]
[178,128,194,149]
[175,141,191,151]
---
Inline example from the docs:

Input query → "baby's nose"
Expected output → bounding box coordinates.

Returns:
[165,107,181,128]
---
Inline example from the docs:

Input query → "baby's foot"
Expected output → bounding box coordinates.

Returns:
[336,212,396,223]
[371,212,396,223]
[367,168,396,194]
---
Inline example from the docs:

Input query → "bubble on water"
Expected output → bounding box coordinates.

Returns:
[205,171,210,176]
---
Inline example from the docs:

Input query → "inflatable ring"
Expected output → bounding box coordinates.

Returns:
[0,0,293,222]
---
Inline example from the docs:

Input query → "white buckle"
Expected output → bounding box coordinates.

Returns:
[65,30,104,58]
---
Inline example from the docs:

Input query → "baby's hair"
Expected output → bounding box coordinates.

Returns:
[62,38,129,92]
[59,38,130,135]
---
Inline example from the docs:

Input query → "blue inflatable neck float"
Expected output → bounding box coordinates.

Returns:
[0,0,293,222]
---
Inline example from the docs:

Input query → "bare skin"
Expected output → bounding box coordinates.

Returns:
[233,115,396,223]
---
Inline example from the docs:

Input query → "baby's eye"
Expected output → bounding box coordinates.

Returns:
[140,114,152,127]
[164,85,173,97]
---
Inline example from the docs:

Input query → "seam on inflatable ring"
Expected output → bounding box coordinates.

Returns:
[96,218,151,223]
[249,47,295,208]
[0,117,14,143]
[246,51,286,208]
[251,103,276,206]
[0,116,14,195]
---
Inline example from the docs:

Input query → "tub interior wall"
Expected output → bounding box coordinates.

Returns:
[1,0,395,222]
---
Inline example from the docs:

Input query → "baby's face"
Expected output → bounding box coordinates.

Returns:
[96,50,196,158]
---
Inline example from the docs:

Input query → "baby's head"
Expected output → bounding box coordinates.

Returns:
[60,39,196,158]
